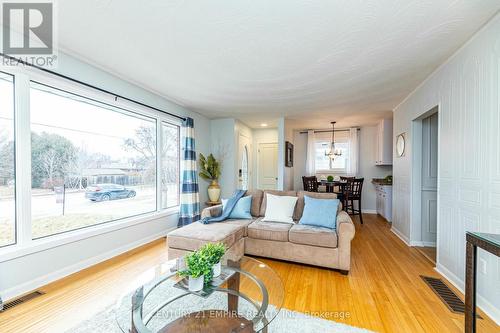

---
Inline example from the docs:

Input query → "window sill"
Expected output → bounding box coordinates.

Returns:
[316,170,349,175]
[0,207,179,263]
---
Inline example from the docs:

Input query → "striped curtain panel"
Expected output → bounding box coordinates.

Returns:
[178,117,200,227]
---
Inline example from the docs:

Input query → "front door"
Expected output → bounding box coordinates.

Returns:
[238,133,251,190]
[258,143,278,190]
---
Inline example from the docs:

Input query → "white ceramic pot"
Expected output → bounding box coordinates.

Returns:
[188,275,204,292]
[213,261,221,278]
[208,180,221,202]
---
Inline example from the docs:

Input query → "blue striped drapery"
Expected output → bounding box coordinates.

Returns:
[178,117,200,227]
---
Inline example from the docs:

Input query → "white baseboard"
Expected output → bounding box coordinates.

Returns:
[361,209,377,214]
[1,228,174,302]
[390,227,411,246]
[435,263,500,325]
[411,241,437,247]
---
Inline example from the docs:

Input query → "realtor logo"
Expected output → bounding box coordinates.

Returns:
[1,1,57,67]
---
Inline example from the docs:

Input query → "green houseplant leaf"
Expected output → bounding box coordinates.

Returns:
[200,242,226,265]
[198,153,221,181]
[178,251,212,279]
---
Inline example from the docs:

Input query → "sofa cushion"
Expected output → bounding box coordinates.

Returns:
[167,221,245,251]
[223,218,256,237]
[245,189,263,217]
[259,190,297,217]
[261,193,298,224]
[295,191,341,221]
[299,196,340,230]
[247,218,292,242]
[222,195,253,219]
[289,224,338,248]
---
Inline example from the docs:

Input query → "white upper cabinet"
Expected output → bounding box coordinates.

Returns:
[375,119,393,165]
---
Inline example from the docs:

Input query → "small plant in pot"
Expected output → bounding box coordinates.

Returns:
[327,175,334,182]
[201,242,226,278]
[179,251,212,292]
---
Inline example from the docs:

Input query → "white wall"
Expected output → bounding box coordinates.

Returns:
[210,118,236,198]
[293,130,307,190]
[283,119,295,191]
[393,13,500,323]
[252,128,278,189]
[358,126,393,212]
[293,126,392,211]
[210,119,255,197]
[0,51,211,301]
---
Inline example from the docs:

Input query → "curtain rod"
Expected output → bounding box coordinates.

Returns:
[299,128,360,134]
[0,53,187,121]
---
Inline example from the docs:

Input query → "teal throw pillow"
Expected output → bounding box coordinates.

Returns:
[221,195,253,219]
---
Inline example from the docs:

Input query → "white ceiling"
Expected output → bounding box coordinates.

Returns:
[57,0,500,129]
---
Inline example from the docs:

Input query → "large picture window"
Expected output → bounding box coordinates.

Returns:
[30,83,158,239]
[0,73,15,247]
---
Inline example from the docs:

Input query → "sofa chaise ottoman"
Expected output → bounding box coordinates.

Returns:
[167,189,355,274]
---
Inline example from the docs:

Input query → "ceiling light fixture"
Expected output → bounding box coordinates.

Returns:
[325,121,342,162]
[260,123,268,127]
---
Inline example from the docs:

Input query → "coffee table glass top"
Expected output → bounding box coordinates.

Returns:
[467,232,500,248]
[115,256,284,333]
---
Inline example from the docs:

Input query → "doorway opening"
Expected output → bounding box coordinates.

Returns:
[411,106,439,264]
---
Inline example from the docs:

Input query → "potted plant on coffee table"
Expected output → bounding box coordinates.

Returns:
[179,251,212,292]
[201,242,226,278]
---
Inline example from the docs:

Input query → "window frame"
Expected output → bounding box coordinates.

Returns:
[0,65,182,260]
[160,121,181,209]
[0,72,17,248]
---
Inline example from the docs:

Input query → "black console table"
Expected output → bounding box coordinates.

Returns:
[465,232,500,333]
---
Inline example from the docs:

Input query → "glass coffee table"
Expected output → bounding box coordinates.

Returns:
[115,256,284,333]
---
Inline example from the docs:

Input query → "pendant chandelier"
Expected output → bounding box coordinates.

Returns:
[325,121,342,160]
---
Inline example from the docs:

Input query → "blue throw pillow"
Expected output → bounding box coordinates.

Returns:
[299,196,339,230]
[221,195,253,219]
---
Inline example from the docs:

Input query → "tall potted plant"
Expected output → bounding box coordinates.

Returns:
[199,153,221,202]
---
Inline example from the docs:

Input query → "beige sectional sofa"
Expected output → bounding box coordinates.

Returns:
[167,189,356,274]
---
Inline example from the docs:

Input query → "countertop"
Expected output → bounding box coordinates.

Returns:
[372,178,392,186]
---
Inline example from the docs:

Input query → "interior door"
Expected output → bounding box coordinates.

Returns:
[258,143,278,190]
[421,112,438,245]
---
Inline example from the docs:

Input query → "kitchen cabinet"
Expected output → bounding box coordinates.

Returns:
[375,184,392,222]
[375,119,393,165]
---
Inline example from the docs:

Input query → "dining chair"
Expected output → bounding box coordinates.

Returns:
[344,178,364,224]
[337,176,355,193]
[302,176,318,192]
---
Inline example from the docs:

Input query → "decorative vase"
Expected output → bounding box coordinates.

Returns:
[212,261,221,278]
[188,275,204,292]
[207,180,221,202]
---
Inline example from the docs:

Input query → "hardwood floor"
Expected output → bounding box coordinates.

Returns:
[415,246,437,264]
[0,214,498,332]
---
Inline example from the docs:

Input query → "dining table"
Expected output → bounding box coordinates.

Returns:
[317,180,349,204]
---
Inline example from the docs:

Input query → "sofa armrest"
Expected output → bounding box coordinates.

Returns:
[337,211,355,239]
[201,205,223,219]
[336,211,355,271]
